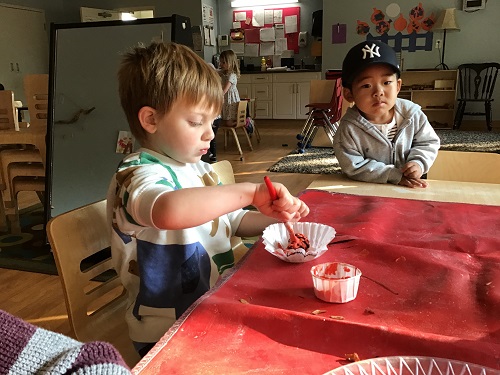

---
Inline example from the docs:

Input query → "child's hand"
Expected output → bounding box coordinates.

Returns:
[398,176,428,188]
[401,162,423,179]
[253,182,310,222]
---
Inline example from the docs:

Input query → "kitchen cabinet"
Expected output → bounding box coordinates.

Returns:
[399,70,458,129]
[272,72,321,119]
[238,73,273,119]
[0,5,48,103]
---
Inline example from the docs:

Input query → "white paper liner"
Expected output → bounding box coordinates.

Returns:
[310,262,362,303]
[262,222,336,263]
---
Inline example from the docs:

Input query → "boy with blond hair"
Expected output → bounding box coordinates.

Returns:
[108,42,309,357]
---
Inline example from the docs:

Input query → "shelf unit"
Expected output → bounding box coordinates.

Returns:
[399,70,458,129]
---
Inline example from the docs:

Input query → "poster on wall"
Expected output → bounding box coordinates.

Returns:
[354,2,435,52]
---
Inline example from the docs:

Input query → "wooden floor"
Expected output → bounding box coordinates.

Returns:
[1,118,498,367]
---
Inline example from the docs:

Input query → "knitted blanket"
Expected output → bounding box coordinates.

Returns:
[0,309,131,374]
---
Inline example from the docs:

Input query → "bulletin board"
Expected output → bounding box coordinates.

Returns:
[232,7,300,53]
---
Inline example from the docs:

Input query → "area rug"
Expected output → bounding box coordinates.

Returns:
[268,129,500,175]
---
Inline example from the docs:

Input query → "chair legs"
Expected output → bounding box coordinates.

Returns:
[485,101,492,131]
[223,127,253,157]
[297,109,339,153]
[453,101,465,130]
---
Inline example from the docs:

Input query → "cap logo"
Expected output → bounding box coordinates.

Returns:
[361,43,380,59]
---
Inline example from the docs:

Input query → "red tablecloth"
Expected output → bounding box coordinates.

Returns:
[133,190,500,374]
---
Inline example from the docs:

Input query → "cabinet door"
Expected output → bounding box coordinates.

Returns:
[296,82,311,119]
[0,5,49,103]
[252,83,272,101]
[238,83,251,99]
[272,82,296,119]
[255,100,272,119]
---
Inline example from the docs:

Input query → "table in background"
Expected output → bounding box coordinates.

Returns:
[133,185,500,374]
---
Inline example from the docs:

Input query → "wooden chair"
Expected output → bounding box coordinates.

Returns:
[454,63,500,131]
[23,74,48,129]
[427,150,500,184]
[46,199,140,368]
[296,78,343,153]
[219,101,253,160]
[0,90,21,131]
[211,160,250,264]
[240,98,261,143]
[0,90,42,232]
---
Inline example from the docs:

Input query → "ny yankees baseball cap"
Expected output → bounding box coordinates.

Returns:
[342,40,400,89]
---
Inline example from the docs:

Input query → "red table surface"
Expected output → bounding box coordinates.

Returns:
[133,190,500,374]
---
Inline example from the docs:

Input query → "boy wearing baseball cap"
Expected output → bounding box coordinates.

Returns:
[333,41,440,188]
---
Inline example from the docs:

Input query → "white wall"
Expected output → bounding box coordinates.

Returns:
[322,0,500,123]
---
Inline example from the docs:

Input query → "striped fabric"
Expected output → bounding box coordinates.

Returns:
[0,310,131,375]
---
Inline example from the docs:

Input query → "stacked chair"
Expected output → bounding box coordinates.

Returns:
[0,74,47,233]
[296,78,343,153]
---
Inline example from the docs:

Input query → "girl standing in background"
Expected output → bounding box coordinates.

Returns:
[219,49,240,122]
[209,49,240,162]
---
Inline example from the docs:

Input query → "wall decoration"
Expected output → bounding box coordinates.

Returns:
[385,3,401,18]
[232,7,300,53]
[356,2,436,53]
[332,24,346,44]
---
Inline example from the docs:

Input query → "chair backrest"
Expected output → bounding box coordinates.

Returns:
[23,74,48,129]
[212,159,235,184]
[235,100,247,128]
[457,63,500,101]
[308,79,343,122]
[0,90,19,131]
[46,199,127,342]
[211,160,250,263]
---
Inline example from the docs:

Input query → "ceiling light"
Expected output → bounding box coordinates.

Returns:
[231,0,298,8]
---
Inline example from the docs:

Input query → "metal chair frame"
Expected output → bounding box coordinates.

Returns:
[296,78,343,153]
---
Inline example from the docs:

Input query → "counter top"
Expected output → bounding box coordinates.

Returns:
[240,68,321,74]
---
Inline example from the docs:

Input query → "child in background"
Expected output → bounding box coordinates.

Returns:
[219,49,240,123]
[207,62,221,163]
[109,42,309,357]
[333,40,440,188]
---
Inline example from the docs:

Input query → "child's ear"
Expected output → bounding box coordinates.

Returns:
[138,106,157,134]
[342,87,355,103]
[396,78,402,93]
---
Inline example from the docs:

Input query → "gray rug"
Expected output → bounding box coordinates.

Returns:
[268,130,500,175]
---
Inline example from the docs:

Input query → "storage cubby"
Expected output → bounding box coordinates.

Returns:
[400,70,458,129]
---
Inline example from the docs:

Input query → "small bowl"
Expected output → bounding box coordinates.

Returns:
[262,222,336,263]
[310,262,361,303]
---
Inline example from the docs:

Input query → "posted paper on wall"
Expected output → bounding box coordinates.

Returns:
[244,43,259,57]
[260,41,274,56]
[285,15,297,34]
[252,10,264,27]
[260,27,275,42]
[275,24,285,39]
[234,11,246,21]
[275,38,288,54]
[231,42,245,55]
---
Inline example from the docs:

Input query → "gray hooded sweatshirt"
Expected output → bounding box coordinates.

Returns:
[333,98,440,184]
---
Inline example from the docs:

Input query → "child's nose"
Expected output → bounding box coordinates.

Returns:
[204,125,215,141]
[373,84,384,96]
